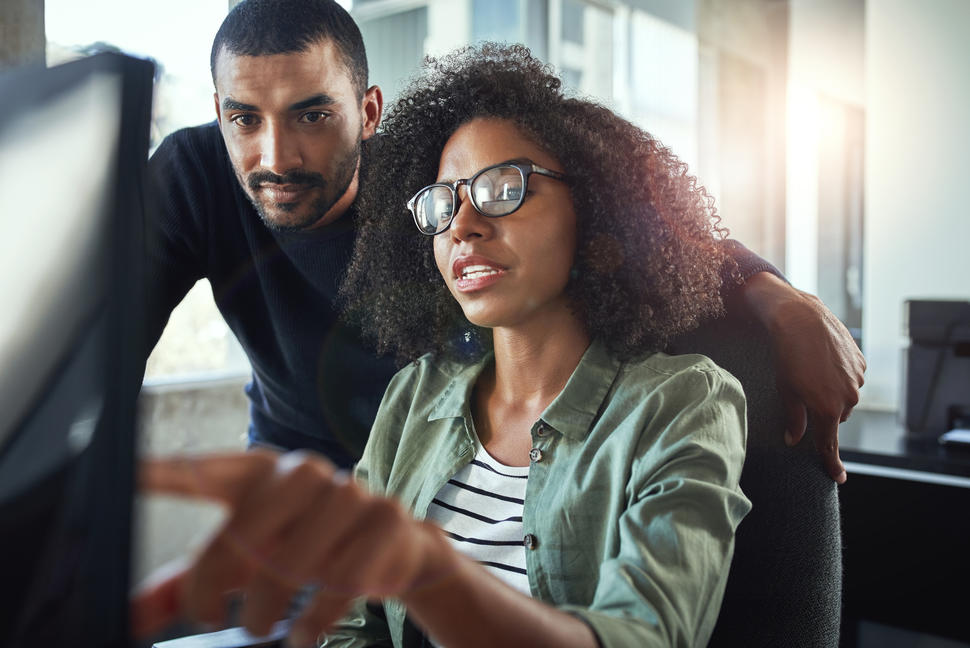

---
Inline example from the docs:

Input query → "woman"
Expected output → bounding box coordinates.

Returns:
[134,45,749,648]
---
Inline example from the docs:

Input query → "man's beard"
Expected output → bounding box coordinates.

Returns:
[243,138,361,232]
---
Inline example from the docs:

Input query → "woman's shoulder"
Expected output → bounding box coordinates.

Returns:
[359,352,484,491]
[377,351,485,421]
[611,351,748,476]
[385,352,475,391]
[621,350,743,399]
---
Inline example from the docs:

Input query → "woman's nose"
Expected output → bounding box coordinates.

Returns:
[449,185,493,241]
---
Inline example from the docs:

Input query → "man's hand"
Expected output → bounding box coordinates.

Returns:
[739,273,866,484]
[131,450,450,647]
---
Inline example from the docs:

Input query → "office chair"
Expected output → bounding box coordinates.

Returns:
[668,312,843,647]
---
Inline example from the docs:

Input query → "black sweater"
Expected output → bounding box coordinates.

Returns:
[144,122,779,468]
[145,122,397,467]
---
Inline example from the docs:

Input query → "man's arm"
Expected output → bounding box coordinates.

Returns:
[718,239,865,484]
[142,129,211,359]
[731,271,864,483]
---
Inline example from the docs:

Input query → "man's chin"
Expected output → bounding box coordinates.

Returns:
[254,201,324,232]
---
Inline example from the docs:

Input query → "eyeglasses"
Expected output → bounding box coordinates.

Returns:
[406,161,568,236]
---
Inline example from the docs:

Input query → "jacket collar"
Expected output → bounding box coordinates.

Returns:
[427,339,623,441]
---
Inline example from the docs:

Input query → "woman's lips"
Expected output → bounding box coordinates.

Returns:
[455,264,505,292]
[452,258,507,293]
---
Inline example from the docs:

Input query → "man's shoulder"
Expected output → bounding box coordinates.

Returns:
[149,121,239,206]
[146,121,248,244]
[154,121,225,163]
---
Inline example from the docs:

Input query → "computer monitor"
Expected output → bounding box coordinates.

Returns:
[0,52,154,647]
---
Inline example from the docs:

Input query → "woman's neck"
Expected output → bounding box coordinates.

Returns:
[471,307,590,467]
[488,313,590,415]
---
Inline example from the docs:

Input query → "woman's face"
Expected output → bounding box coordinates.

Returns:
[432,118,577,331]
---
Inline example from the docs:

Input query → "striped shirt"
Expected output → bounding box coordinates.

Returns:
[426,443,532,596]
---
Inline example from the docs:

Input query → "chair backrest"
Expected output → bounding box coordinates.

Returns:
[668,314,842,647]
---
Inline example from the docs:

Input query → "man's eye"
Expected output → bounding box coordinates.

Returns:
[300,111,329,124]
[230,114,257,127]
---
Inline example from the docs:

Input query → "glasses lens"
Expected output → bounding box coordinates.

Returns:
[413,185,454,234]
[472,166,524,216]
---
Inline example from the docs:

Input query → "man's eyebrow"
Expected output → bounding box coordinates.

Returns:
[221,97,259,112]
[288,94,338,111]
[220,95,337,113]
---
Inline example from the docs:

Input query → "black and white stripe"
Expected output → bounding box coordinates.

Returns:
[426,445,531,595]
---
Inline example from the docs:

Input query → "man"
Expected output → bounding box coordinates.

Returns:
[145,0,864,482]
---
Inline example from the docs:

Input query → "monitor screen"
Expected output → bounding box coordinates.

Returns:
[0,52,154,647]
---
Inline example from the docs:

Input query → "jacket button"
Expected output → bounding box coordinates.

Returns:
[536,423,551,437]
[529,448,543,463]
[523,534,538,550]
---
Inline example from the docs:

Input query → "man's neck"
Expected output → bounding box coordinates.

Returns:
[307,168,359,230]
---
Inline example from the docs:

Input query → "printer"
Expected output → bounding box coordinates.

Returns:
[902,299,970,438]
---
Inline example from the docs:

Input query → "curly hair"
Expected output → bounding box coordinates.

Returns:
[342,44,731,364]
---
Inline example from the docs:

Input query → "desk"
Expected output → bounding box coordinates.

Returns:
[839,410,970,645]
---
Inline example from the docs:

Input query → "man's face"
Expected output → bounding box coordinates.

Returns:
[213,39,380,230]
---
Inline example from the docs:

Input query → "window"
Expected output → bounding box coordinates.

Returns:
[561,0,585,44]
[548,0,612,101]
[473,0,523,43]
[622,10,699,168]
[357,6,428,106]
[46,0,250,383]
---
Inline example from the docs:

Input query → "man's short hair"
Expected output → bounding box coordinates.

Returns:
[210,0,369,97]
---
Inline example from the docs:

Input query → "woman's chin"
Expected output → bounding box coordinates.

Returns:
[462,312,501,330]
[459,304,509,330]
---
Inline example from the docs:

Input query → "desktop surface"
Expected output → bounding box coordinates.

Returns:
[840,409,970,482]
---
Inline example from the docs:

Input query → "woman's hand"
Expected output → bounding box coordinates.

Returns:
[131,450,450,646]
[740,273,866,484]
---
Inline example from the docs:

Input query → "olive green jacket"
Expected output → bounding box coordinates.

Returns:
[322,340,750,648]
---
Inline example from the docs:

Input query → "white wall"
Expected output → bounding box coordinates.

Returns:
[863,0,970,408]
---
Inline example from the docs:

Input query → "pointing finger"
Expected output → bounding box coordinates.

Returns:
[138,450,284,507]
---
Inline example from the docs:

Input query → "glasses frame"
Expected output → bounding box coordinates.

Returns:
[406,161,568,236]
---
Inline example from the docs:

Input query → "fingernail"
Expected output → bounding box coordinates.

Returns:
[837,470,847,485]
[784,430,795,446]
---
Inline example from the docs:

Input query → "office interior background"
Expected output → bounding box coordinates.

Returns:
[31,0,968,414]
[4,0,968,645]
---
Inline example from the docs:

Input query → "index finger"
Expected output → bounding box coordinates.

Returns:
[138,450,279,506]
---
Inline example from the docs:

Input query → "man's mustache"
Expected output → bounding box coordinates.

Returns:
[248,170,325,192]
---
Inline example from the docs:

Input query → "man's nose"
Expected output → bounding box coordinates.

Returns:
[258,123,301,174]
